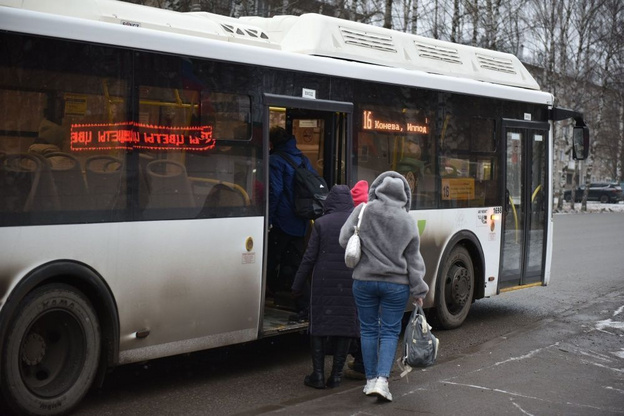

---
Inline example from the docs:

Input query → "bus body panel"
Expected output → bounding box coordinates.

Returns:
[543,121,555,286]
[0,217,264,363]
[413,207,502,305]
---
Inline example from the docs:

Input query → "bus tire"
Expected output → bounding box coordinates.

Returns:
[1,283,101,416]
[433,245,474,329]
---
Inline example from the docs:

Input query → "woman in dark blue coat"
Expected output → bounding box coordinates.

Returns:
[292,184,359,389]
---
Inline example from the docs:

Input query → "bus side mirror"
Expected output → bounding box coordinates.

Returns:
[572,125,589,160]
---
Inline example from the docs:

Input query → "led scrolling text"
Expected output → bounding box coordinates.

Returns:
[362,110,429,134]
[70,122,215,151]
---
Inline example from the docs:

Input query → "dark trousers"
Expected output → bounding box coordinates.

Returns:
[267,227,308,311]
[349,338,365,373]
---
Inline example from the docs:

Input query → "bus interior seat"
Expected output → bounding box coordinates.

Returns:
[28,143,61,156]
[0,153,42,212]
[45,152,90,210]
[203,183,246,208]
[145,159,196,209]
[86,155,124,210]
[138,153,154,209]
[29,153,61,211]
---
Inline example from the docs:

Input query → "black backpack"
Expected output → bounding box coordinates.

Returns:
[276,152,329,219]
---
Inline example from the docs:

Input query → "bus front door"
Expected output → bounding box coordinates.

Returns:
[262,94,352,335]
[499,120,550,290]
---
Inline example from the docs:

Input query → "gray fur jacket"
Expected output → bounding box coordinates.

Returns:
[339,171,428,299]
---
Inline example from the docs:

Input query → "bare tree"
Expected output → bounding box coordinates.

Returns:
[594,0,624,183]
[410,0,419,33]
[465,0,479,45]
[482,0,500,49]
[383,0,393,28]
[577,0,621,189]
[450,0,461,42]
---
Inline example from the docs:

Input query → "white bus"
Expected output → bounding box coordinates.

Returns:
[0,1,589,415]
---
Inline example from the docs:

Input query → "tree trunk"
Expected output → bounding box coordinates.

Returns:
[432,0,439,38]
[384,0,393,28]
[451,0,460,42]
[466,0,479,45]
[411,0,419,33]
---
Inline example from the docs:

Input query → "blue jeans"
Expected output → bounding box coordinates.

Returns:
[352,280,410,379]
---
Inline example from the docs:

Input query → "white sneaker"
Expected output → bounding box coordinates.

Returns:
[369,377,392,402]
[363,378,377,395]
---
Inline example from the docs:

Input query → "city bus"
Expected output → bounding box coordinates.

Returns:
[0,1,589,414]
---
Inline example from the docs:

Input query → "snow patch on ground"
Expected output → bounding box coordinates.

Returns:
[554,201,624,214]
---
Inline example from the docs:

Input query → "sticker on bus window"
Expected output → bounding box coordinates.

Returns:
[441,178,475,201]
[64,94,88,116]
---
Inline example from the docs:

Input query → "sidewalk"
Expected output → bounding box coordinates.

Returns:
[266,290,624,415]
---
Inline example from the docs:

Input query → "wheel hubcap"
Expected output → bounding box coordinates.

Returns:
[449,264,471,307]
[21,333,46,366]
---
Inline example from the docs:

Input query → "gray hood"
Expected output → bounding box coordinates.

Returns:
[368,171,411,212]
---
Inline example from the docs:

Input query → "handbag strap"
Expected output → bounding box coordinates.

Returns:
[356,203,367,229]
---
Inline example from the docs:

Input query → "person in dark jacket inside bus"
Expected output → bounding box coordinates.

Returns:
[267,126,314,319]
[292,184,359,389]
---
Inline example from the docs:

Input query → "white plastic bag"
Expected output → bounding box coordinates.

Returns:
[344,203,366,268]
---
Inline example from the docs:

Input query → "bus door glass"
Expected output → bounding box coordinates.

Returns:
[283,109,346,185]
[500,121,549,288]
[265,95,353,192]
[262,95,351,335]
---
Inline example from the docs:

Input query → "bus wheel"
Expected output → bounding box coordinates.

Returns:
[1,284,101,416]
[433,245,474,329]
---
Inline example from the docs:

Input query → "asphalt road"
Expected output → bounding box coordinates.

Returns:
[74,212,624,415]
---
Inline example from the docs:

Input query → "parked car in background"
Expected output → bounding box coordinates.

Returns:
[563,183,623,203]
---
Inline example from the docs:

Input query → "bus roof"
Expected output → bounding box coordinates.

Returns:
[0,0,548,102]
[0,0,279,49]
[242,14,540,91]
[1,0,540,91]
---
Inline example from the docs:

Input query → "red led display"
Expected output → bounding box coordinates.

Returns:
[70,122,215,151]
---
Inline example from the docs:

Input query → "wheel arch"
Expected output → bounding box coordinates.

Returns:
[435,230,486,303]
[0,260,120,388]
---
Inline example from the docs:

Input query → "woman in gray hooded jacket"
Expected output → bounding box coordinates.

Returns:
[339,171,428,402]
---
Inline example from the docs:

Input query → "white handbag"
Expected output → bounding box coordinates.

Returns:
[344,203,366,268]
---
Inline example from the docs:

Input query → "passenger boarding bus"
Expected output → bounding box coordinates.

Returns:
[0,1,589,414]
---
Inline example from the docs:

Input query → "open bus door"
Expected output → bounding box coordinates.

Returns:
[261,94,352,336]
[499,120,550,291]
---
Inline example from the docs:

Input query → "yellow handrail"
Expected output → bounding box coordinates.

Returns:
[509,194,519,243]
[188,177,251,205]
[531,184,541,203]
